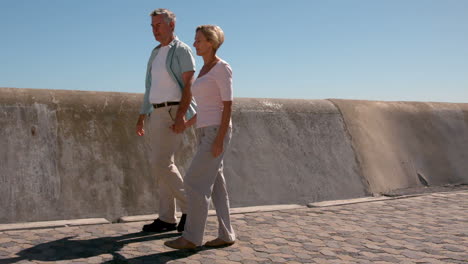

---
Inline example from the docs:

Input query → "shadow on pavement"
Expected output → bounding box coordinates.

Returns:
[102,248,204,264]
[0,231,204,264]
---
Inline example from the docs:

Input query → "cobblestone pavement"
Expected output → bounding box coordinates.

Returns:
[0,191,467,264]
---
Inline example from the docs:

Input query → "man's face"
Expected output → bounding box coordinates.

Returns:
[151,15,174,44]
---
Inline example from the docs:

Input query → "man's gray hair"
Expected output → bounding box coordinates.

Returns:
[149,8,176,24]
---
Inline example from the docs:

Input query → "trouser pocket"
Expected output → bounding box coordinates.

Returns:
[168,106,176,121]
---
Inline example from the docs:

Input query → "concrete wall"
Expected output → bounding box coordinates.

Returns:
[0,88,165,224]
[1,87,467,224]
[330,99,468,194]
[228,98,367,206]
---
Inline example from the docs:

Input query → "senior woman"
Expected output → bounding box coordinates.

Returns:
[164,25,236,249]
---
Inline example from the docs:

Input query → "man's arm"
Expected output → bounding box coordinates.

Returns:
[173,70,195,133]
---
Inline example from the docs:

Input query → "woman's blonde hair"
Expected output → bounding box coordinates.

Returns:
[196,25,225,52]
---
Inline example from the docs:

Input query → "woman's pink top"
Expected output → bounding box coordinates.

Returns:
[191,60,233,128]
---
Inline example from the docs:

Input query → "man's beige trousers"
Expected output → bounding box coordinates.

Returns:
[183,125,236,246]
[148,105,187,224]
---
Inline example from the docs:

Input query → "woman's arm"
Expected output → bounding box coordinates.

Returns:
[212,101,232,157]
[171,114,196,131]
[185,114,197,128]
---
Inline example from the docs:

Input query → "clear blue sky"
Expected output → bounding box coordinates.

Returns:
[1,0,467,102]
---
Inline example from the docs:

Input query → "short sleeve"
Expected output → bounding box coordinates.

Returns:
[215,63,233,101]
[177,45,196,73]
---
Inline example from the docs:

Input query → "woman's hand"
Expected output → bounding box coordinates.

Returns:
[184,115,197,128]
[171,115,197,131]
[211,138,224,157]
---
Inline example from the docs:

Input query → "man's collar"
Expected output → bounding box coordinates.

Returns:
[168,35,179,47]
[157,35,178,49]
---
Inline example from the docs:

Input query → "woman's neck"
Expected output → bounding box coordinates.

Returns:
[202,53,218,66]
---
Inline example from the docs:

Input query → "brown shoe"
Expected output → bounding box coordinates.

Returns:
[204,238,235,247]
[164,237,197,250]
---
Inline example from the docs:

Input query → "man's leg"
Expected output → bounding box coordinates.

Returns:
[144,106,187,231]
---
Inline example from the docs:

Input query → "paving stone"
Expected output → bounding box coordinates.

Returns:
[375,254,400,262]
[266,255,287,262]
[401,250,425,259]
[443,244,466,252]
[226,254,243,262]
[319,248,336,257]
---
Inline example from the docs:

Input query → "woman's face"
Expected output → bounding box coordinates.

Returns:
[193,30,213,56]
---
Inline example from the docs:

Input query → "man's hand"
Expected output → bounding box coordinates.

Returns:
[171,115,196,131]
[172,116,186,134]
[211,138,224,158]
[136,114,146,136]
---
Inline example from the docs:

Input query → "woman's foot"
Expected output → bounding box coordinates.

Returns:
[204,238,235,247]
[164,237,197,249]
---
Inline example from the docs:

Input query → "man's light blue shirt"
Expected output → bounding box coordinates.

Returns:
[140,37,197,120]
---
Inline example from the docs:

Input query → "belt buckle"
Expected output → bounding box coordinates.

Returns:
[156,102,167,108]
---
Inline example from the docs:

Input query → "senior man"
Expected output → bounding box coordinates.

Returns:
[136,8,196,233]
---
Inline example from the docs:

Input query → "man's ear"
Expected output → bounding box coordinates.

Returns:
[170,21,175,31]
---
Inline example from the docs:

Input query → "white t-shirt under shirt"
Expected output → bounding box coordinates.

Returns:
[191,60,233,128]
[149,45,182,104]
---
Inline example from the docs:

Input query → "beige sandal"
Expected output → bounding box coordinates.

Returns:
[204,238,236,247]
[164,237,197,249]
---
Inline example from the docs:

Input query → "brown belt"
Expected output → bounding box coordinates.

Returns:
[153,101,179,109]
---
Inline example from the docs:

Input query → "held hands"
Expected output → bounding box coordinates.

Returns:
[171,116,196,133]
[211,138,224,158]
[172,116,186,134]
[184,116,196,128]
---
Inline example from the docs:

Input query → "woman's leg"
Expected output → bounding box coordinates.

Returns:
[182,126,226,246]
[211,161,236,243]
